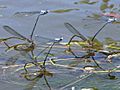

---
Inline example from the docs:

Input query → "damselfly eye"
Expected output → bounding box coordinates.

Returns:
[40,10,49,15]
[107,17,117,23]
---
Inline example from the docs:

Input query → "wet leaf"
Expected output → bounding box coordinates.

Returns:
[70,40,88,46]
[5,43,27,52]
[103,38,120,50]
[51,8,79,13]
[75,0,98,5]
[103,37,116,45]
[89,37,103,50]
[5,43,34,52]
[100,3,108,11]
[112,21,120,24]
[103,0,110,3]
[87,13,101,19]
[109,4,114,9]
[107,45,120,50]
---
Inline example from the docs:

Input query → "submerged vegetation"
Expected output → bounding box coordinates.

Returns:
[0,0,120,90]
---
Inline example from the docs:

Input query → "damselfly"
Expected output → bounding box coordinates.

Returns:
[64,22,106,70]
[2,11,49,69]
[81,13,118,41]
[64,22,95,58]
[3,10,48,55]
[64,18,117,56]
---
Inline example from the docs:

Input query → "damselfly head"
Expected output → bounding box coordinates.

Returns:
[55,37,63,40]
[40,10,49,15]
[54,37,63,42]
[107,16,117,23]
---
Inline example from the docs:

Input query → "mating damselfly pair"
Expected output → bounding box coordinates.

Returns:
[0,10,65,76]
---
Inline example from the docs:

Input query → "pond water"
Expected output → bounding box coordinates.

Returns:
[0,0,120,90]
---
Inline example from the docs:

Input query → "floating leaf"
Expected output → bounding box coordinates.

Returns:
[75,0,98,5]
[70,40,88,46]
[100,3,108,11]
[107,44,120,50]
[112,21,120,24]
[103,38,120,50]
[103,0,110,3]
[87,13,101,19]
[104,37,116,45]
[109,4,114,9]
[89,37,103,50]
[51,8,79,13]
[74,0,89,4]
[5,43,26,52]
[5,43,34,52]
